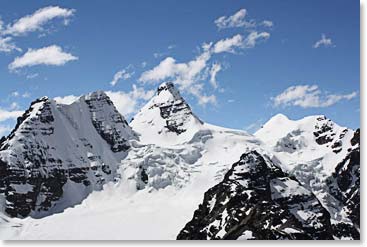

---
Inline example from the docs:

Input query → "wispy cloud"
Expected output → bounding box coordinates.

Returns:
[261,20,273,28]
[3,6,75,36]
[0,36,22,53]
[139,43,216,105]
[244,119,264,133]
[209,63,221,89]
[26,73,39,79]
[214,9,255,29]
[9,91,31,99]
[139,30,270,106]
[313,34,333,48]
[244,31,270,48]
[213,34,244,53]
[272,85,357,108]
[8,45,78,71]
[109,65,134,86]
[214,8,273,31]
[0,108,23,122]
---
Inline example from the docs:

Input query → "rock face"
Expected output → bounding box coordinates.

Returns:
[327,129,360,239]
[255,115,360,239]
[130,82,203,145]
[0,92,136,218]
[177,151,333,240]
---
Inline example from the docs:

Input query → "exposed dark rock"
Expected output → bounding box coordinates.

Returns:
[154,82,203,135]
[177,151,333,240]
[313,116,336,145]
[326,128,360,238]
[84,91,133,152]
[0,93,135,218]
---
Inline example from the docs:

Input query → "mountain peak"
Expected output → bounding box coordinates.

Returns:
[130,82,203,145]
[84,90,109,101]
[153,82,184,105]
[266,113,290,125]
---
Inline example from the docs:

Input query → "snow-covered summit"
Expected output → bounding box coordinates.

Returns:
[0,91,136,218]
[255,113,360,237]
[131,82,203,145]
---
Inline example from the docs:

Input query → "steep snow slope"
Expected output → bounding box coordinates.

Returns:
[0,92,136,218]
[255,114,360,239]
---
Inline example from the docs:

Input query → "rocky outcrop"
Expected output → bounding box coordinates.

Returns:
[177,151,333,240]
[327,129,360,239]
[83,91,135,152]
[154,82,203,134]
[130,82,203,144]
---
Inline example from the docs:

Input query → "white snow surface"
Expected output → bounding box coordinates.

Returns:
[255,114,356,225]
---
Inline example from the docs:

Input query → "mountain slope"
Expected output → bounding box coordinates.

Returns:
[255,114,360,239]
[0,92,135,218]
[177,150,333,240]
[130,82,203,146]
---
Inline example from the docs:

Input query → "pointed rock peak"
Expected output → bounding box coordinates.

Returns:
[84,90,109,101]
[157,81,180,95]
[152,82,185,106]
[1,96,55,150]
[131,82,203,144]
[178,149,333,240]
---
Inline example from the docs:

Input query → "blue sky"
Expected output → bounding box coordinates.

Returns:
[0,0,360,136]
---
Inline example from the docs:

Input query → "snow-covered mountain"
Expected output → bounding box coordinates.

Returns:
[0,83,360,240]
[178,151,333,240]
[255,114,360,239]
[0,92,136,218]
[130,82,204,145]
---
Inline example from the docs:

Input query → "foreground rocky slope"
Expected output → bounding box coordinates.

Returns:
[177,151,333,240]
[255,114,360,239]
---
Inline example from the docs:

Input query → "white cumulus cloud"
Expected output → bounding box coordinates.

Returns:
[54,95,79,105]
[3,6,75,36]
[8,45,78,71]
[106,85,155,117]
[273,85,357,108]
